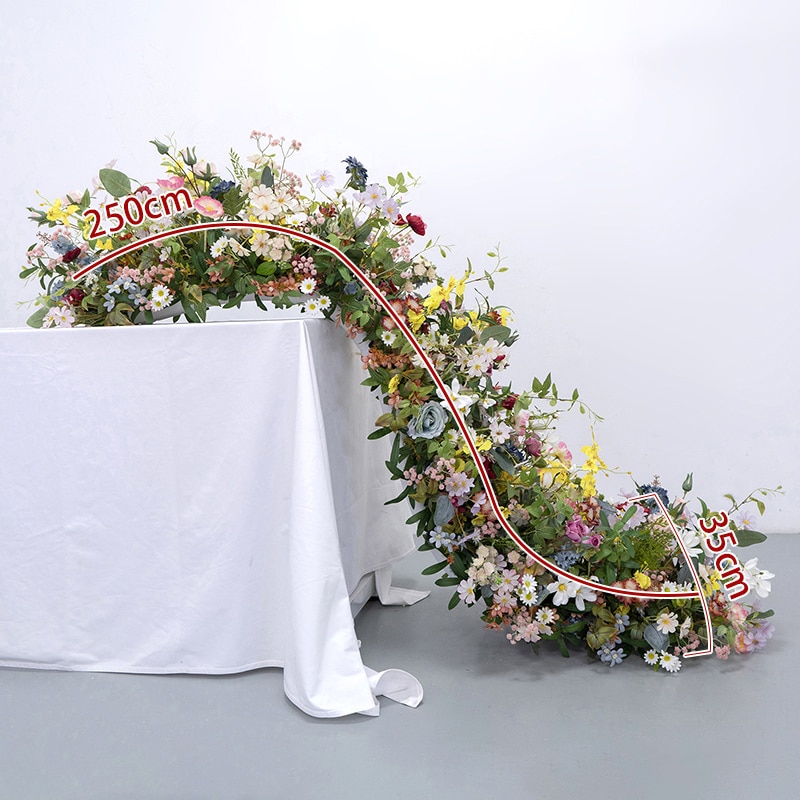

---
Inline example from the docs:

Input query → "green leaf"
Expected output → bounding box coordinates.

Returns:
[479,324,511,344]
[384,485,412,505]
[490,447,517,476]
[182,302,201,323]
[260,165,274,188]
[99,168,132,198]
[447,591,461,610]
[222,188,245,216]
[753,609,774,619]
[19,266,38,279]
[434,493,455,526]
[406,509,427,525]
[455,326,474,345]
[26,307,47,328]
[734,529,767,547]
[367,427,392,440]
[421,560,450,575]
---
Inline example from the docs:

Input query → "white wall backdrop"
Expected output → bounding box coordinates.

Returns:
[1,1,797,530]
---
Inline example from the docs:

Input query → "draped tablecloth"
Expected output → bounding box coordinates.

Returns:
[0,318,427,717]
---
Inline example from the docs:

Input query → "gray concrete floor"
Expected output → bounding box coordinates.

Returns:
[1,535,797,800]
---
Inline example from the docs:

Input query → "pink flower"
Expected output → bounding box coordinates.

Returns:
[565,514,589,543]
[715,645,731,660]
[585,534,603,548]
[194,196,224,219]
[157,176,185,190]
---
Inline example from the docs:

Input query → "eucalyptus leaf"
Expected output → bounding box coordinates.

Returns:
[260,165,274,188]
[99,168,132,198]
[643,623,669,652]
[26,307,47,328]
[479,324,511,344]
[455,326,474,345]
[490,446,517,476]
[434,493,455,526]
[677,563,694,584]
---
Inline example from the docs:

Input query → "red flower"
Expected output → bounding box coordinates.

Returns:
[62,247,82,264]
[405,214,426,236]
[501,393,518,410]
[65,288,85,306]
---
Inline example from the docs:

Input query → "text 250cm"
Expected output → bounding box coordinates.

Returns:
[84,188,192,240]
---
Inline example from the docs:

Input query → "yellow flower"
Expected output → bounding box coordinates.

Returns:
[387,375,400,394]
[702,569,722,597]
[634,571,652,590]
[407,309,426,332]
[423,285,448,313]
[473,436,493,453]
[454,276,467,298]
[579,433,607,497]
[539,465,568,489]
[498,308,512,326]
[452,316,468,331]
[45,198,79,224]
[95,238,114,251]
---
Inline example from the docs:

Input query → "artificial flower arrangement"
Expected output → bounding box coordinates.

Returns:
[21,131,779,673]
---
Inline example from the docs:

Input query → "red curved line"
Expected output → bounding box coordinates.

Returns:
[72,222,713,634]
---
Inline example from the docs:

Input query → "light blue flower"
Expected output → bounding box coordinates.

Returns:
[407,401,448,440]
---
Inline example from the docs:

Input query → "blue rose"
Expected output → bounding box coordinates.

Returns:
[407,401,448,440]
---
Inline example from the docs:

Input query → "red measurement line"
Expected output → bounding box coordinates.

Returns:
[71,222,714,654]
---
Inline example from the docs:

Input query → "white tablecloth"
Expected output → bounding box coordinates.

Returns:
[0,318,426,717]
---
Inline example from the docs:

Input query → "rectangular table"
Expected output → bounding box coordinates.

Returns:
[0,317,426,717]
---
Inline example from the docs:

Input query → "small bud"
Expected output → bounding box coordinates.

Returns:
[181,146,198,166]
[682,472,693,493]
[149,139,170,155]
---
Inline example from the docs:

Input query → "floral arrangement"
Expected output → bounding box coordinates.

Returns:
[21,131,780,674]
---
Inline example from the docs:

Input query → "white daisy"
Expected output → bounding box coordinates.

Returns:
[317,295,331,311]
[303,298,321,315]
[518,586,537,606]
[299,278,316,295]
[210,238,228,258]
[150,284,173,312]
[536,607,556,626]
[643,649,660,666]
[659,651,682,673]
[380,330,396,347]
